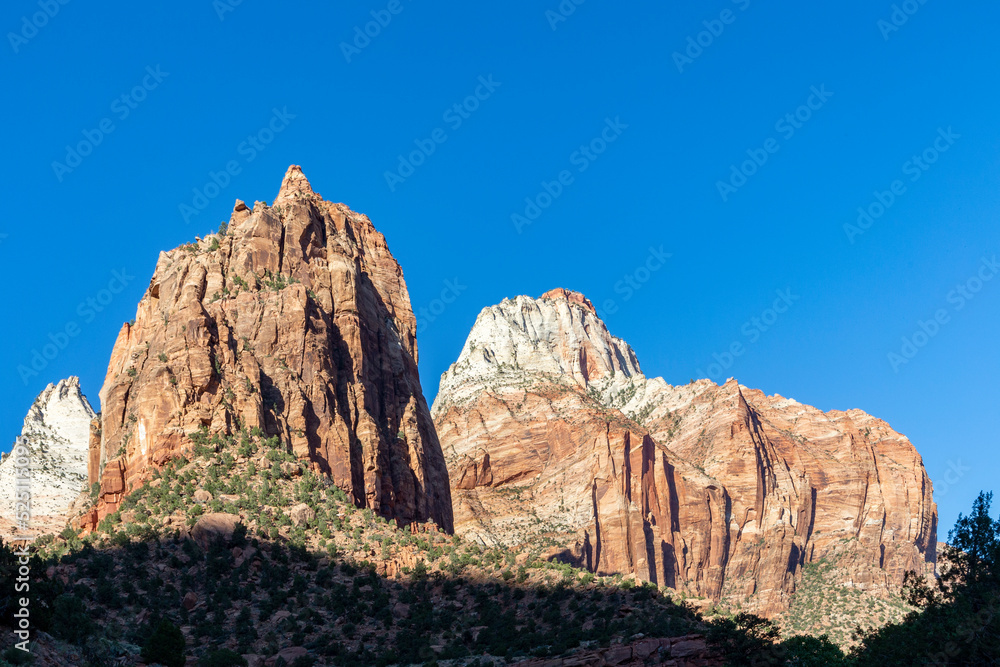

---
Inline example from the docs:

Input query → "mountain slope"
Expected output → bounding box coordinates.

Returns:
[431,289,937,620]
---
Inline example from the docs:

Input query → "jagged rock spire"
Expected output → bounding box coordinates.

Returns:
[228,199,252,228]
[88,166,453,533]
[274,164,317,203]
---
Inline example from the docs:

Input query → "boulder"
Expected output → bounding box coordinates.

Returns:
[191,512,241,548]
[289,503,315,527]
[265,647,308,666]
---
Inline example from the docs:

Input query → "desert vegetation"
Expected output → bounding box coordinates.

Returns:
[1,425,991,666]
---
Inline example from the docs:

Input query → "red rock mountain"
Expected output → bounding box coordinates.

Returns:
[431,289,937,616]
[87,166,452,531]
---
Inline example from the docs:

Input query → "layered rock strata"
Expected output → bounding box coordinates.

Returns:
[87,166,452,531]
[432,289,936,615]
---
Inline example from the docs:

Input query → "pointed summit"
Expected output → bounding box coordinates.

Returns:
[275,164,318,203]
[434,291,938,623]
[89,166,453,532]
[540,287,596,314]
[0,376,95,535]
[733,380,753,420]
[434,291,641,405]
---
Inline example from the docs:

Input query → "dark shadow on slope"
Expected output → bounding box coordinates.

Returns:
[0,531,711,667]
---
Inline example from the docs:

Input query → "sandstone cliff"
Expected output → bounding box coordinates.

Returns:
[0,377,95,535]
[431,289,937,616]
[87,166,452,531]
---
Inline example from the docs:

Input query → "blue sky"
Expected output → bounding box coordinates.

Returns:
[2,0,998,534]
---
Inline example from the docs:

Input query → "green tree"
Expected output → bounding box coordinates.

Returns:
[852,491,1000,665]
[142,619,186,667]
[0,540,17,625]
[48,594,96,644]
[199,649,248,667]
[706,613,783,666]
[945,491,1000,593]
[781,634,846,666]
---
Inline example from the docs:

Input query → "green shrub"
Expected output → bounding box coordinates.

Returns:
[2,647,32,665]
[49,594,96,644]
[259,269,300,292]
[141,619,186,667]
[781,634,846,666]
[0,541,21,624]
[706,613,782,667]
[199,648,247,667]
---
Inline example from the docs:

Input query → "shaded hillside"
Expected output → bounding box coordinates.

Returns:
[2,426,719,666]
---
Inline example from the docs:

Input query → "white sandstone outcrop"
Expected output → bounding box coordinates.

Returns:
[0,377,95,534]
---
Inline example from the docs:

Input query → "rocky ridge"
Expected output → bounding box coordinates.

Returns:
[431,289,937,619]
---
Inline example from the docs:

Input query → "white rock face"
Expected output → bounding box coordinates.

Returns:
[432,289,722,423]
[0,377,95,531]
[433,290,642,413]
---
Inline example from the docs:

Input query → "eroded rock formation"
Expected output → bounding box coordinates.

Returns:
[431,289,936,616]
[0,377,95,535]
[87,166,452,531]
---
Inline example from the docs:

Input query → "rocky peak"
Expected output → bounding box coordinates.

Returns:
[433,293,937,622]
[229,199,252,227]
[88,166,452,532]
[539,287,597,314]
[274,164,318,204]
[21,377,95,445]
[0,377,95,534]
[434,291,641,413]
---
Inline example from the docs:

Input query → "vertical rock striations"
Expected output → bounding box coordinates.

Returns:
[431,289,936,616]
[89,166,452,531]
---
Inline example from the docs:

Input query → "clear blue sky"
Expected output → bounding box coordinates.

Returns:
[2,1,998,535]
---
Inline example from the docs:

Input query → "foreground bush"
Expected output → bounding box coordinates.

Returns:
[142,619,186,667]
